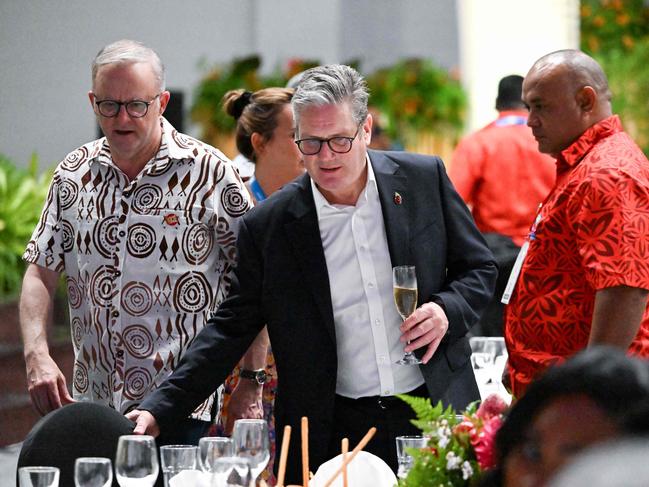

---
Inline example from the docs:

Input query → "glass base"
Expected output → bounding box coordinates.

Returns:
[396,352,422,365]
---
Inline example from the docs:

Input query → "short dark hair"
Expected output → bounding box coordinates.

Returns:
[495,75,525,111]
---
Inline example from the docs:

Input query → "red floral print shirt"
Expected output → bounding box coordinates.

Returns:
[505,115,649,397]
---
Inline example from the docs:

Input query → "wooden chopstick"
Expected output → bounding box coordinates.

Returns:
[322,427,377,487]
[276,425,292,487]
[301,417,309,487]
[341,438,349,487]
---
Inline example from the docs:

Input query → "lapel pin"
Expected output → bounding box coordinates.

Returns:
[393,192,402,205]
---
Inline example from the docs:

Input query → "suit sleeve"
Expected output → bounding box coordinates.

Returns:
[431,161,497,341]
[138,216,266,428]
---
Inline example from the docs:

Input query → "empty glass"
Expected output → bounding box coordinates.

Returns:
[211,457,252,487]
[74,457,113,487]
[160,445,198,487]
[198,436,234,483]
[114,435,159,487]
[232,419,270,483]
[18,466,60,487]
[395,435,428,479]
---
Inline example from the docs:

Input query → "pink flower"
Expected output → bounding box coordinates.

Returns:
[471,416,503,470]
[476,394,509,421]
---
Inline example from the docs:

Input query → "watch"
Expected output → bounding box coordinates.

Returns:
[240,368,268,386]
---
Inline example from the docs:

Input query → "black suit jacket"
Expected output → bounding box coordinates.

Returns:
[140,150,497,482]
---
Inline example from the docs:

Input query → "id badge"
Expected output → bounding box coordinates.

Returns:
[501,241,529,304]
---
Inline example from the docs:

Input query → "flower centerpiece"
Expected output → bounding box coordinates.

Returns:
[397,393,508,486]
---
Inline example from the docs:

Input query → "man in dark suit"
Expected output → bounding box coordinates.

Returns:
[128,64,496,482]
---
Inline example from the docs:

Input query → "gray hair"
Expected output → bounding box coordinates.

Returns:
[91,39,166,91]
[292,64,369,133]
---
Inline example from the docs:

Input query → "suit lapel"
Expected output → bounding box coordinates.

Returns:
[370,150,411,266]
[284,174,336,342]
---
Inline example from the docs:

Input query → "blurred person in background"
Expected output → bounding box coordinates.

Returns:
[450,75,555,337]
[217,86,304,483]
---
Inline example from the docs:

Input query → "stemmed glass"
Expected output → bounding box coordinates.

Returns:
[74,457,113,487]
[393,265,421,365]
[160,445,197,487]
[114,435,159,487]
[18,467,60,487]
[211,457,252,487]
[198,436,234,485]
[232,419,270,484]
[469,337,498,385]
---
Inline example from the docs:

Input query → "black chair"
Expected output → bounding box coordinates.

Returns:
[17,402,134,487]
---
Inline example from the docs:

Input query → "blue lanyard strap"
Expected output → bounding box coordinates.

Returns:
[249,177,267,202]
[494,115,528,127]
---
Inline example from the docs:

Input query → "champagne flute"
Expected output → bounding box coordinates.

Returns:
[232,419,270,484]
[18,467,60,487]
[114,435,159,487]
[74,457,113,487]
[393,265,422,365]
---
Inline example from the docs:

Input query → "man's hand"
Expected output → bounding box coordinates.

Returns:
[224,379,264,435]
[400,302,449,364]
[126,409,160,437]
[25,352,74,416]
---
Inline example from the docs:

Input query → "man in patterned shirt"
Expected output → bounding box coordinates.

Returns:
[503,49,649,397]
[19,39,253,444]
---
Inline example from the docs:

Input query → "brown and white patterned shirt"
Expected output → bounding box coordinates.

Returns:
[24,117,252,420]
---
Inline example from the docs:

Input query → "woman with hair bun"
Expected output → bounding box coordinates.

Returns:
[217,87,303,483]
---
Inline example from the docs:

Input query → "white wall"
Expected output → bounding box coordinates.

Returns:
[457,0,580,132]
[0,0,459,168]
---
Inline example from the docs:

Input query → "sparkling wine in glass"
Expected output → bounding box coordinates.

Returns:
[393,265,422,365]
[74,457,113,487]
[114,435,159,487]
[232,419,270,484]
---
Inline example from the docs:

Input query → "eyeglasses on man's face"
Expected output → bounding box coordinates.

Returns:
[295,123,362,156]
[93,93,161,118]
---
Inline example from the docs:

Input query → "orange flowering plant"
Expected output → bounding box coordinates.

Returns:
[396,393,508,487]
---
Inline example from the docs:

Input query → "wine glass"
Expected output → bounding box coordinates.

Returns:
[198,436,234,485]
[232,419,270,484]
[211,457,252,487]
[469,337,498,386]
[393,265,422,365]
[18,467,60,487]
[114,435,159,487]
[74,457,113,487]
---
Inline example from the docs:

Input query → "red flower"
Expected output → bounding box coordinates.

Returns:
[471,416,503,470]
[476,393,508,421]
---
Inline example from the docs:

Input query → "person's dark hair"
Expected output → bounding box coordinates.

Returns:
[495,75,525,111]
[495,346,649,464]
[222,87,294,162]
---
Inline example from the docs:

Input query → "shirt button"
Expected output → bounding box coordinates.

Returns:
[384,390,391,396]
[368,282,374,289]
[375,319,381,326]
[116,350,124,359]
[111,310,119,318]
[118,230,126,237]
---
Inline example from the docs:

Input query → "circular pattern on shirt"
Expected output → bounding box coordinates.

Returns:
[67,277,83,309]
[131,184,163,215]
[23,241,38,262]
[61,220,75,252]
[171,130,195,150]
[121,281,153,317]
[93,216,119,258]
[182,223,213,265]
[220,183,249,217]
[173,271,211,313]
[61,146,89,171]
[127,223,156,258]
[123,367,152,400]
[73,360,89,394]
[122,324,154,359]
[71,317,83,349]
[90,265,118,308]
[59,179,79,210]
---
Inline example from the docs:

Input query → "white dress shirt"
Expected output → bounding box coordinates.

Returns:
[311,155,424,398]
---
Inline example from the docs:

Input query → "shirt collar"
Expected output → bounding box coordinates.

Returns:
[557,115,622,170]
[311,153,376,218]
[91,117,192,169]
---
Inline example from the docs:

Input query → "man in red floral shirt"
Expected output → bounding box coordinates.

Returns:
[504,49,649,397]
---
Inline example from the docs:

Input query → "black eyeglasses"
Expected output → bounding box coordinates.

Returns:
[295,124,362,155]
[94,93,161,118]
